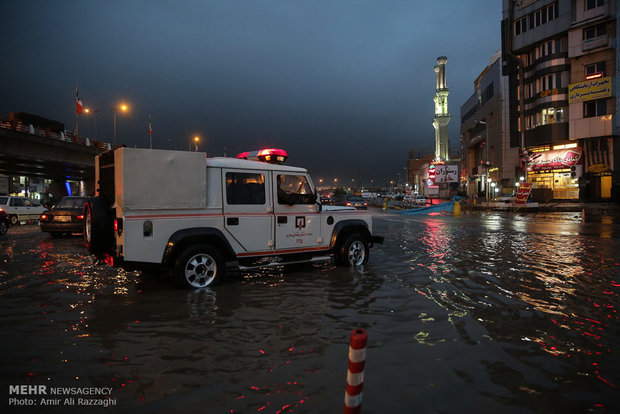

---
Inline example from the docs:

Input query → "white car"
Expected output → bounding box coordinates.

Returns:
[414,195,427,205]
[0,196,47,225]
[498,192,517,203]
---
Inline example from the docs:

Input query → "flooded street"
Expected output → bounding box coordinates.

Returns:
[1,209,618,413]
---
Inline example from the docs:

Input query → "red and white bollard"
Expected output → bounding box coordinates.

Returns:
[344,328,367,414]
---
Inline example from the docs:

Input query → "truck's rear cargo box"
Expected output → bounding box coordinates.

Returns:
[111,148,207,210]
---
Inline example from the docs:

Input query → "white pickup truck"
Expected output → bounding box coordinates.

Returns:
[84,147,383,288]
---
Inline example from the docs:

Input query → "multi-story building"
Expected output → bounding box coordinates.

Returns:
[567,0,618,199]
[460,51,520,197]
[501,0,618,201]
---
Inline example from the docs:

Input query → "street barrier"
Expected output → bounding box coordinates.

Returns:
[344,328,367,414]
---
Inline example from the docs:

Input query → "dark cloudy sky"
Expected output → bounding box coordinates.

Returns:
[1,0,501,186]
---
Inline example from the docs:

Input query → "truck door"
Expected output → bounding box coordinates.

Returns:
[222,170,275,254]
[272,172,324,252]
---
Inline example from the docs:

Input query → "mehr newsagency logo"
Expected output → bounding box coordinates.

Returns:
[8,385,116,408]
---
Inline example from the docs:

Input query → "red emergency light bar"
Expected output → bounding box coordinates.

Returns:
[236,148,288,164]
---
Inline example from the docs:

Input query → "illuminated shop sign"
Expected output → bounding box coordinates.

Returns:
[526,147,583,172]
[568,76,611,103]
[587,163,609,173]
[540,89,558,98]
[427,162,458,184]
[433,164,458,183]
[427,163,436,179]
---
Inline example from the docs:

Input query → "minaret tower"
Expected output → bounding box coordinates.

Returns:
[432,56,451,162]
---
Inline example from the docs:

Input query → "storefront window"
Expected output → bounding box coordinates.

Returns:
[529,170,579,199]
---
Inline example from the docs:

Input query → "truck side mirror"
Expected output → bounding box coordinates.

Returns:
[314,192,322,211]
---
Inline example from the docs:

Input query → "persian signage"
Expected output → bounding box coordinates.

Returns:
[568,76,612,103]
[526,148,583,172]
[433,164,459,183]
[587,163,609,173]
[515,183,532,205]
[540,89,558,98]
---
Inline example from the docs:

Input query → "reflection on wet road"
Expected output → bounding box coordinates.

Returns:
[0,209,618,413]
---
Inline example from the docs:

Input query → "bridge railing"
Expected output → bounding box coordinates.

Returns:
[1,120,113,151]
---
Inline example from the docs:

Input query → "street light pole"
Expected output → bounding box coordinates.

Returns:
[84,108,98,140]
[113,112,117,146]
[85,104,127,145]
[190,136,199,152]
[478,119,489,197]
[113,104,128,147]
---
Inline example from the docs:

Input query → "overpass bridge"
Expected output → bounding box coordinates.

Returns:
[0,122,114,196]
[0,122,112,181]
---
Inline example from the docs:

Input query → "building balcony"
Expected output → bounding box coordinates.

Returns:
[569,114,613,140]
[524,122,569,147]
[582,34,609,51]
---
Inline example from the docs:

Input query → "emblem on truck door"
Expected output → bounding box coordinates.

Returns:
[295,216,306,230]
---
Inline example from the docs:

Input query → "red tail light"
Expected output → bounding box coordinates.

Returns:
[114,218,123,232]
[346,202,352,206]
[77,215,84,220]
[40,214,49,221]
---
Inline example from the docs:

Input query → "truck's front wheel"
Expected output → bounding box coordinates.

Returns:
[173,244,224,288]
[336,233,369,266]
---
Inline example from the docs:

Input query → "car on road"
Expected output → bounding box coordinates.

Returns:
[498,191,517,203]
[336,196,368,210]
[0,196,47,225]
[0,209,10,236]
[39,196,88,236]
[414,195,427,205]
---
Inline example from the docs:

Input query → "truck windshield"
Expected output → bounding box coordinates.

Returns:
[277,175,315,205]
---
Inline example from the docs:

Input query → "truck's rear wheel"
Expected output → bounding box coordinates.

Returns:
[173,244,224,288]
[336,233,369,266]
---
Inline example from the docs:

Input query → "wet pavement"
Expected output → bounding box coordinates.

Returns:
[0,209,618,413]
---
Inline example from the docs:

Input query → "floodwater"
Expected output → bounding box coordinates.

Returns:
[0,209,618,413]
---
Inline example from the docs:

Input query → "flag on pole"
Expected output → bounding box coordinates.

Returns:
[76,84,83,114]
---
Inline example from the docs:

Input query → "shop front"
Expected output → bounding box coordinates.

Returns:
[525,147,583,200]
[584,163,613,200]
